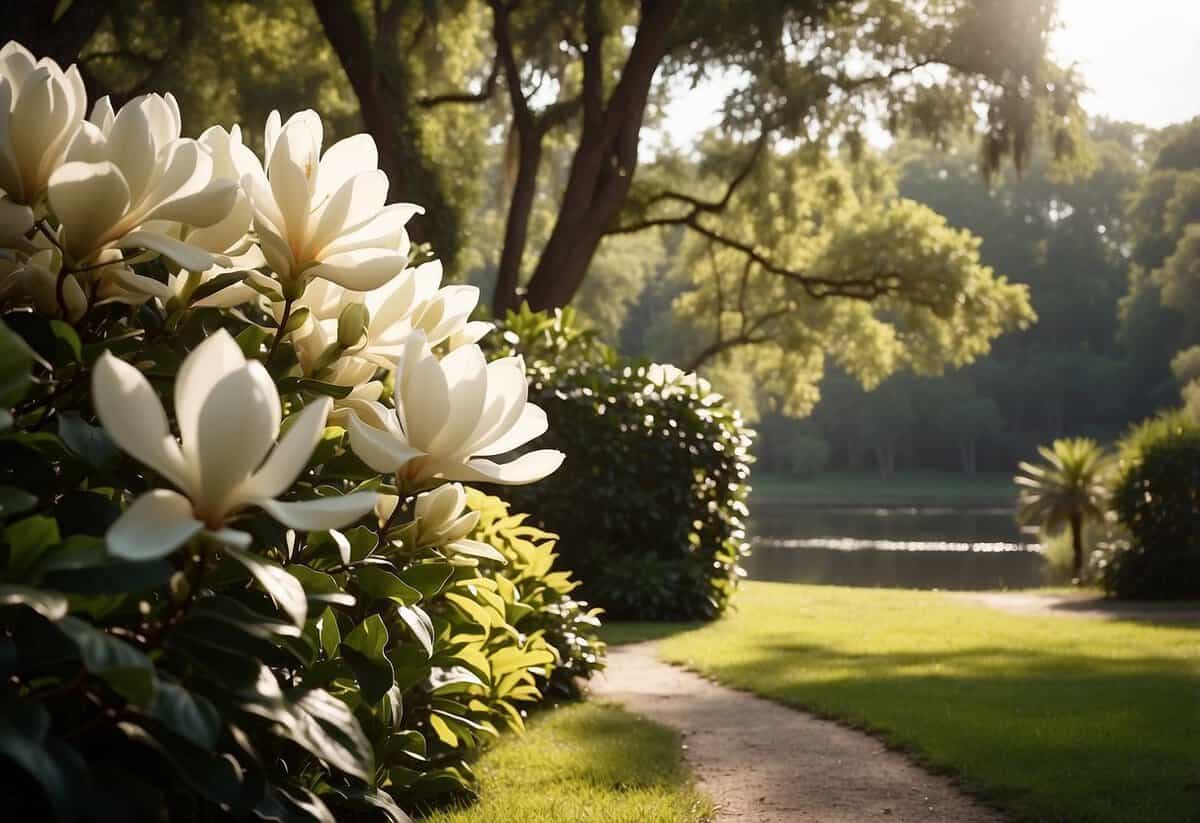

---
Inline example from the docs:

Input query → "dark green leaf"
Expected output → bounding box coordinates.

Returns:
[227,548,307,626]
[0,317,35,407]
[48,320,82,363]
[276,377,353,399]
[5,515,60,576]
[395,606,434,657]
[0,486,37,519]
[342,614,394,703]
[58,616,156,707]
[117,722,249,813]
[0,703,92,822]
[355,566,421,605]
[0,585,68,621]
[397,563,454,600]
[189,270,247,303]
[150,682,221,750]
[57,414,118,468]
[291,689,374,780]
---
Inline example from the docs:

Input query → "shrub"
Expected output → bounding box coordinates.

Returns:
[0,41,591,822]
[490,308,754,621]
[1104,411,1200,598]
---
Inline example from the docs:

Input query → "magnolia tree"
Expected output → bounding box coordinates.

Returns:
[0,40,567,821]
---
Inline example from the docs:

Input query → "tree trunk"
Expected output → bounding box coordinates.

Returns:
[492,131,543,315]
[2,0,110,66]
[519,0,682,311]
[1069,511,1084,582]
[311,0,459,268]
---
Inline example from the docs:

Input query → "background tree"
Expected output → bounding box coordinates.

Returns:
[1014,438,1111,580]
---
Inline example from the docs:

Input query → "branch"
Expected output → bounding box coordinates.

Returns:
[581,0,604,125]
[416,54,501,108]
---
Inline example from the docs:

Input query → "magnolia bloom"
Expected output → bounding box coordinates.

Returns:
[241,110,421,293]
[46,93,237,270]
[375,483,504,562]
[0,41,87,206]
[348,331,564,486]
[159,124,268,308]
[93,330,376,559]
[0,194,33,245]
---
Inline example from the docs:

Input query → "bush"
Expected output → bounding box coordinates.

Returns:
[490,308,754,621]
[0,42,594,822]
[1104,411,1200,598]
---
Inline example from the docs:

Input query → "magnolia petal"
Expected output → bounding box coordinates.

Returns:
[239,397,332,501]
[194,364,278,515]
[119,229,214,273]
[472,404,550,457]
[175,329,248,462]
[347,412,424,474]
[315,133,379,201]
[91,352,191,491]
[414,483,466,529]
[306,248,409,291]
[445,449,565,486]
[107,489,202,560]
[48,160,131,262]
[0,196,33,245]
[257,492,377,532]
[427,344,488,456]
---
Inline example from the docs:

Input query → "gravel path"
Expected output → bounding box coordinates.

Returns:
[591,641,1005,823]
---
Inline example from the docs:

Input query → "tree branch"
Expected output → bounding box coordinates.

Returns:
[416,54,501,108]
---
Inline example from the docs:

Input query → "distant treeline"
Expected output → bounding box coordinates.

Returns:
[621,119,1200,477]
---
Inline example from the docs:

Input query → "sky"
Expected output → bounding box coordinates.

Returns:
[656,0,1200,146]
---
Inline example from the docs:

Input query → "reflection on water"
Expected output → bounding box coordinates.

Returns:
[745,502,1049,590]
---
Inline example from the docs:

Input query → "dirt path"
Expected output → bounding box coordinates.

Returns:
[954,592,1200,624]
[591,642,1005,823]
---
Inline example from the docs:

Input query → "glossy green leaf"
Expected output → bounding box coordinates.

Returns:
[228,548,307,626]
[58,617,155,706]
[355,566,421,605]
[0,585,68,620]
[150,682,221,749]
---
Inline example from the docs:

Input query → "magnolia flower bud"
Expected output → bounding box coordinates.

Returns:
[337,302,370,349]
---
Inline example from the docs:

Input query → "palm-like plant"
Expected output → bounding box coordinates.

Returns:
[1015,438,1111,581]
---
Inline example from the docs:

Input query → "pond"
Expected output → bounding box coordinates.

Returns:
[744,501,1050,590]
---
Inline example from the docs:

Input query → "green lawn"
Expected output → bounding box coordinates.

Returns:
[624,582,1199,823]
[425,702,712,823]
[752,470,1015,505]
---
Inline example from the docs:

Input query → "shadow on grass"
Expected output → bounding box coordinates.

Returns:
[598,621,703,647]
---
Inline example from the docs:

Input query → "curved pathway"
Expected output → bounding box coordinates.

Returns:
[592,641,1005,823]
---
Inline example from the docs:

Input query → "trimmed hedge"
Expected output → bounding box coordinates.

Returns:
[1104,411,1200,599]
[490,307,754,620]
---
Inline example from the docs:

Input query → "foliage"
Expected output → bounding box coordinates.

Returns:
[652,581,1200,823]
[0,39,590,823]
[489,308,754,621]
[426,702,713,823]
[464,489,606,697]
[1105,411,1200,599]
[1014,438,1112,580]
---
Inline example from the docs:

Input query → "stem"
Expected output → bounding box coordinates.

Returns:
[268,297,295,365]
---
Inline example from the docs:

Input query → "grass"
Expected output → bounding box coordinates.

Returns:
[624,582,1199,823]
[752,470,1015,505]
[425,702,713,823]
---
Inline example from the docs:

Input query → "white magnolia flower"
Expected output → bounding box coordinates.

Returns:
[241,109,421,294]
[0,41,87,206]
[0,246,85,321]
[47,93,237,270]
[0,193,33,244]
[348,330,564,486]
[93,330,376,559]
[375,483,504,561]
[160,124,268,308]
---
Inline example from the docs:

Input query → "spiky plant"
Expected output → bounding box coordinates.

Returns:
[1015,438,1111,581]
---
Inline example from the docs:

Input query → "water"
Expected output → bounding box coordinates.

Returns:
[745,501,1049,590]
